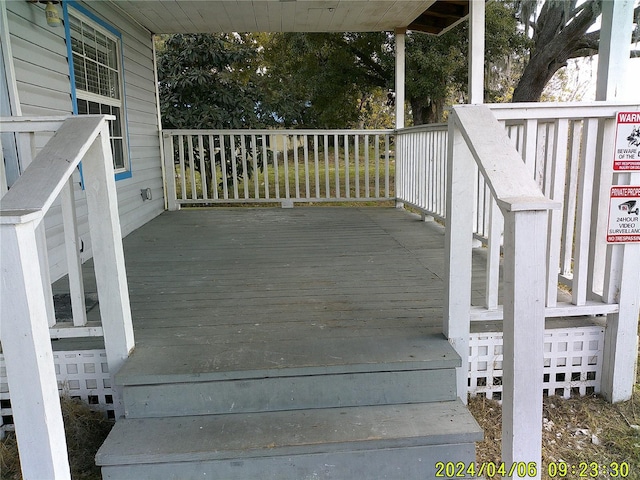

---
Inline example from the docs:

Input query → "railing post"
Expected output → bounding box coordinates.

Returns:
[501,208,548,479]
[82,123,135,417]
[61,177,87,326]
[163,132,179,211]
[443,118,474,403]
[601,242,640,402]
[0,217,71,480]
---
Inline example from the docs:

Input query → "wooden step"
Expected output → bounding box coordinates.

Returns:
[97,401,483,480]
[117,334,460,418]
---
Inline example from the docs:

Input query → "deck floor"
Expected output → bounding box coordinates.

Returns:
[54,207,490,374]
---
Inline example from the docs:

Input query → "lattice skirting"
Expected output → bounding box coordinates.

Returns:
[1,350,113,437]
[0,325,607,436]
[469,325,605,402]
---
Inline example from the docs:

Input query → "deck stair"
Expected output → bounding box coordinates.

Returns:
[95,209,483,479]
[96,334,482,479]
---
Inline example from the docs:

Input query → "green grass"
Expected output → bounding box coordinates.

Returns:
[174,145,395,203]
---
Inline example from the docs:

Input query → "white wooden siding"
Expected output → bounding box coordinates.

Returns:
[5,1,163,282]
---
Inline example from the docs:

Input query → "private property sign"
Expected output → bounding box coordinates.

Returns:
[613,112,640,171]
[607,186,640,243]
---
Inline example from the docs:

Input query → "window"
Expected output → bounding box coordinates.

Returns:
[64,3,130,178]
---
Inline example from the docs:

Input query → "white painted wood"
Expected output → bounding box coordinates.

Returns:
[354,134,360,198]
[344,134,350,198]
[82,123,135,417]
[0,221,71,480]
[0,116,112,216]
[60,177,87,327]
[468,0,484,105]
[596,0,635,101]
[0,143,7,196]
[1,3,22,118]
[545,119,569,307]
[49,322,104,339]
[35,221,56,327]
[444,120,475,402]
[561,120,582,277]
[501,209,547,479]
[395,29,405,129]
[601,242,640,402]
[572,118,599,305]
[469,301,619,321]
[187,135,197,200]
[162,133,178,211]
[485,198,501,310]
[451,106,559,212]
[303,135,310,198]
[490,102,640,120]
[522,119,537,178]
[588,117,617,297]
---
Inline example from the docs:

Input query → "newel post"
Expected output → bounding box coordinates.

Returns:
[163,132,179,211]
[501,207,548,479]
[443,117,475,403]
[82,123,135,417]
[0,216,71,480]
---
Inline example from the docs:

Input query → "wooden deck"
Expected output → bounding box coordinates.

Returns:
[55,206,495,361]
[93,207,485,478]
[116,206,466,378]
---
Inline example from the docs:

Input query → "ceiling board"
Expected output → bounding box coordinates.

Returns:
[112,1,469,35]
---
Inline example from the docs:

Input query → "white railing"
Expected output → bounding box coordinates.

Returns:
[0,115,134,480]
[445,104,559,478]
[396,103,640,321]
[395,123,448,220]
[442,104,640,478]
[0,117,105,339]
[162,129,394,209]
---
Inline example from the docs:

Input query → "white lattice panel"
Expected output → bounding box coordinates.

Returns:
[469,326,605,402]
[0,349,112,437]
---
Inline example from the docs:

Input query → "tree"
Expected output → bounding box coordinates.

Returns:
[405,1,527,123]
[512,1,640,102]
[157,33,268,129]
[261,32,392,128]
[157,34,276,192]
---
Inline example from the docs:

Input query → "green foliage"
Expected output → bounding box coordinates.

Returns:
[261,32,391,128]
[156,3,526,128]
[157,33,269,129]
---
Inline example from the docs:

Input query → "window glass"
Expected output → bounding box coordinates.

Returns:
[67,9,128,175]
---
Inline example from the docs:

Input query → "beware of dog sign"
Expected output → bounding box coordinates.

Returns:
[607,186,640,243]
[614,112,640,171]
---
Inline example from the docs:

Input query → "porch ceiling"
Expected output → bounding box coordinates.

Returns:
[112,1,469,34]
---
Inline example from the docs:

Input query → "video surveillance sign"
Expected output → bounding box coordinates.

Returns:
[614,112,640,171]
[607,186,640,243]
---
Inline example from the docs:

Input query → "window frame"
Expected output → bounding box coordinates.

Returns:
[63,1,132,181]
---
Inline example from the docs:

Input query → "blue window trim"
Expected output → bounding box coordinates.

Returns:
[63,1,132,181]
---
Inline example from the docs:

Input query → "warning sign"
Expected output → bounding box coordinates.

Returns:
[607,186,640,243]
[613,112,640,171]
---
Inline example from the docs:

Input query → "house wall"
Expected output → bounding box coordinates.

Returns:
[4,1,164,282]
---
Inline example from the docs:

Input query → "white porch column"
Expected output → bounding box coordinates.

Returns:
[394,28,406,129]
[0,217,71,480]
[468,0,485,104]
[595,0,634,101]
[596,0,639,403]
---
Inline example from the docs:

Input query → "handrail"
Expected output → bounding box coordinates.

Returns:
[1,116,113,221]
[452,105,561,212]
[489,101,640,120]
[0,114,134,479]
[164,128,394,136]
[445,105,559,477]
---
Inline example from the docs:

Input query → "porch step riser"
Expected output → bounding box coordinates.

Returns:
[101,443,476,480]
[123,368,456,418]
